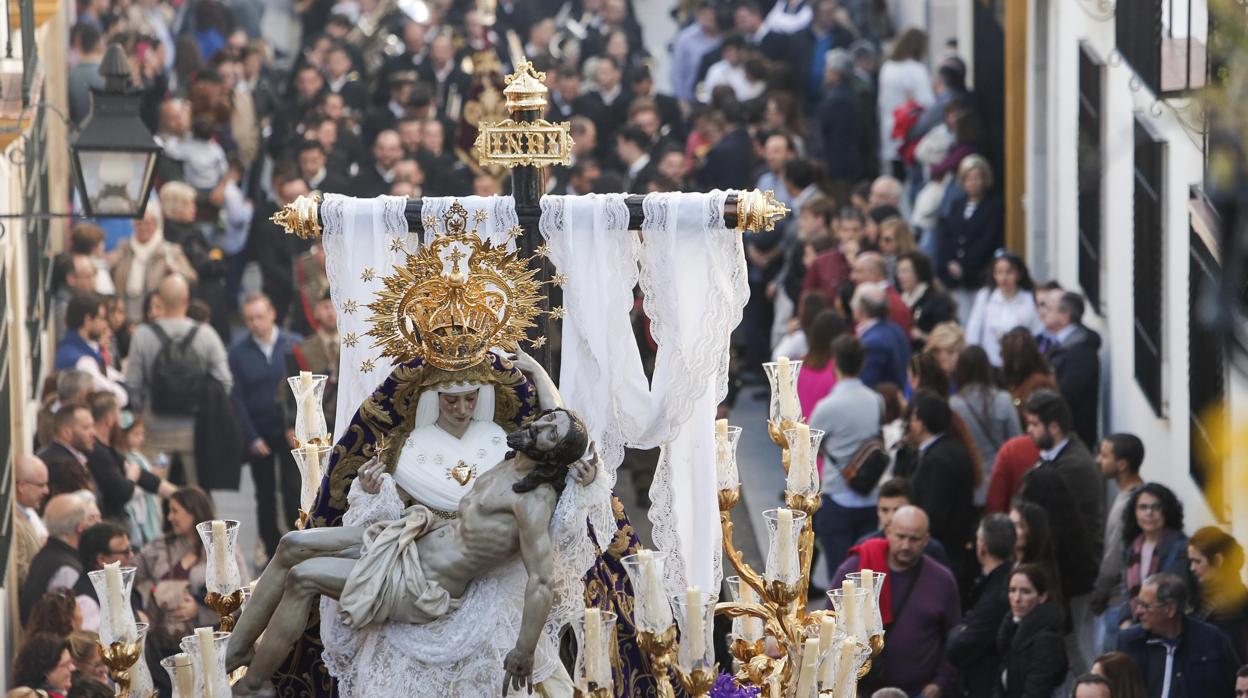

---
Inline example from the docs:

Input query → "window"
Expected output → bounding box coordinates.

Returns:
[1078,43,1104,312]
[1133,116,1166,415]
[1116,0,1208,95]
[1189,229,1225,505]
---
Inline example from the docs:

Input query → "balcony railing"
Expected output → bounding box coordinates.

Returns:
[1116,0,1208,95]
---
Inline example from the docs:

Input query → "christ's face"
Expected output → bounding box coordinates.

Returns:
[507,411,571,455]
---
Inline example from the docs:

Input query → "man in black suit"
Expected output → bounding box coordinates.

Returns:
[377,21,430,104]
[573,56,631,163]
[296,141,350,195]
[322,43,367,107]
[1022,389,1105,561]
[546,66,579,123]
[348,130,405,199]
[248,170,310,322]
[363,75,425,148]
[419,33,471,120]
[1037,289,1101,449]
[733,1,803,81]
[906,390,976,583]
[946,514,1016,696]
[37,403,96,499]
[84,393,172,522]
[616,127,658,194]
[627,66,685,144]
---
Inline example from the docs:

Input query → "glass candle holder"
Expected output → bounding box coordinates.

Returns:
[725,576,764,642]
[129,623,155,698]
[672,589,718,674]
[762,508,807,586]
[715,424,743,491]
[783,426,825,496]
[762,359,804,425]
[573,609,617,692]
[180,630,231,698]
[287,373,329,446]
[819,635,871,696]
[88,565,138,645]
[828,586,871,645]
[161,653,196,698]
[291,445,332,513]
[196,520,242,596]
[845,570,887,639]
[620,550,675,633]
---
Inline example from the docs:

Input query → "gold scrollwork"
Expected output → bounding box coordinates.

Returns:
[474,119,575,168]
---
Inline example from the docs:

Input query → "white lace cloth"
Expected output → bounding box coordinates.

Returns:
[320,194,519,442]
[538,191,748,597]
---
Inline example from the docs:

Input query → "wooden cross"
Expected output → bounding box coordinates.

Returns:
[270,57,789,369]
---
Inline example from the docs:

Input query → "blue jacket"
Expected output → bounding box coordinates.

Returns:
[55,332,105,372]
[228,330,301,444]
[859,320,910,390]
[1117,617,1240,698]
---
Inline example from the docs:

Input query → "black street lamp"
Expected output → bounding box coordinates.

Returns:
[70,44,161,219]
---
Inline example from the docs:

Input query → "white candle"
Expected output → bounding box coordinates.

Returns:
[842,579,860,642]
[776,357,799,419]
[861,569,877,636]
[715,419,738,489]
[584,608,603,687]
[685,587,705,662]
[171,653,195,698]
[715,418,728,442]
[196,627,220,698]
[638,551,671,629]
[298,371,317,441]
[299,446,322,512]
[103,561,128,641]
[833,638,857,698]
[738,582,763,640]
[818,614,837,685]
[787,423,812,492]
[209,520,227,591]
[794,637,820,698]
[776,508,795,581]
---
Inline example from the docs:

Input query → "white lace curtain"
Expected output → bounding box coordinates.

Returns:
[539,190,748,597]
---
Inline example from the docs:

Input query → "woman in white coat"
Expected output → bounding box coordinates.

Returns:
[877,28,935,177]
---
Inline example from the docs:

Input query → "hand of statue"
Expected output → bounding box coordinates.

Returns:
[500,649,534,696]
[570,458,597,486]
[509,349,542,376]
[358,457,385,495]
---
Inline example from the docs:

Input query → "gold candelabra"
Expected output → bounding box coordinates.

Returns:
[205,589,245,632]
[98,638,145,697]
[636,626,678,698]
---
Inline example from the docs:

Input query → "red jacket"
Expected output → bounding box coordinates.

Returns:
[885,287,914,337]
[801,248,850,305]
[985,435,1042,514]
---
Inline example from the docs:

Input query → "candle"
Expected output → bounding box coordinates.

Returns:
[787,423,812,492]
[584,608,603,687]
[716,418,728,442]
[638,551,671,628]
[102,561,128,641]
[196,627,220,698]
[171,653,195,698]
[794,637,820,698]
[818,614,837,685]
[715,419,738,489]
[861,569,877,636]
[685,587,705,662]
[776,508,795,581]
[738,582,763,640]
[298,371,317,441]
[299,446,322,512]
[833,638,857,697]
[209,520,227,591]
[776,357,799,419]
[842,579,860,641]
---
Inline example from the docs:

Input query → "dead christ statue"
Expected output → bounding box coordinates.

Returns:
[226,408,590,696]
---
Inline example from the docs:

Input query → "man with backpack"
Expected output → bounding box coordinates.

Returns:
[809,335,888,578]
[124,274,233,487]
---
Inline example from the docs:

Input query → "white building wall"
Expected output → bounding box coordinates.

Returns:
[1028,0,1239,536]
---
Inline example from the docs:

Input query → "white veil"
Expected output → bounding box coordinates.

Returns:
[411,383,497,428]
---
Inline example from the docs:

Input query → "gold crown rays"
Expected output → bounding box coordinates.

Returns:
[366,202,545,371]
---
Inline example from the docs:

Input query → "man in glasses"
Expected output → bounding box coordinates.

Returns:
[14,455,52,583]
[72,521,141,633]
[1118,572,1240,698]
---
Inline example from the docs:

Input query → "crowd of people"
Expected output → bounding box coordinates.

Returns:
[12,0,1248,695]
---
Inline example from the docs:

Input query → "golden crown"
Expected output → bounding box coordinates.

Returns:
[366,202,543,371]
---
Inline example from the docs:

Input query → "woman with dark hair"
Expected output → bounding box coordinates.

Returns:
[1009,501,1063,606]
[964,250,1043,367]
[951,345,1022,505]
[896,251,956,348]
[12,633,74,698]
[797,309,847,419]
[1018,467,1099,602]
[1114,483,1189,632]
[996,564,1069,698]
[134,487,250,657]
[909,351,951,397]
[1090,651,1147,698]
[1188,526,1248,658]
[1000,327,1059,420]
[24,589,81,642]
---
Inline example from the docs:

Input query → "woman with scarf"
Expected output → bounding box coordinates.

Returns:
[109,201,197,324]
[1113,484,1190,633]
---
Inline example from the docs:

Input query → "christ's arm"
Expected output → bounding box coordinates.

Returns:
[512,492,556,657]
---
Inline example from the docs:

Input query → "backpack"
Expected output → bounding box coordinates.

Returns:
[834,435,890,496]
[148,323,207,415]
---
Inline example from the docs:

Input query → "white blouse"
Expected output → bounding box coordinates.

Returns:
[965,288,1044,367]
